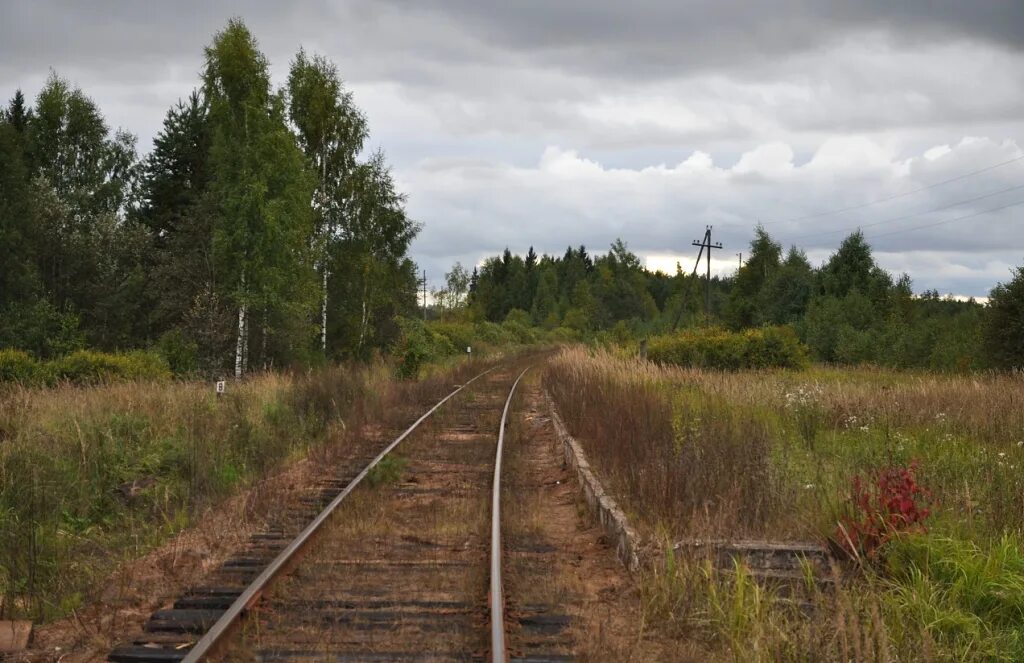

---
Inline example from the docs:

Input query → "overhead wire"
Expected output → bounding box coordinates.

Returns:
[782,182,1024,242]
[865,198,1024,240]
[762,153,1024,224]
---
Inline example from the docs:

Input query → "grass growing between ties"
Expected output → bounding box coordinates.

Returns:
[0,356,494,622]
[366,454,407,487]
[545,346,1024,661]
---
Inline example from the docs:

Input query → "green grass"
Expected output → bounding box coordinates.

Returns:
[366,454,407,487]
[881,534,1024,661]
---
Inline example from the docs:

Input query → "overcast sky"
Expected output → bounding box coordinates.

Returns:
[3,1,1024,297]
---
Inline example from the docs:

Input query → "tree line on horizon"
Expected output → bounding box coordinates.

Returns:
[436,229,1024,370]
[3,18,1022,375]
[0,19,419,376]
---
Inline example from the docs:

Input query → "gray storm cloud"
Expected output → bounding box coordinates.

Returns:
[2,0,1023,296]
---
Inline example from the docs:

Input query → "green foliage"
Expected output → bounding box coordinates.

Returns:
[548,326,581,343]
[819,230,893,306]
[0,299,84,358]
[882,534,1024,661]
[0,349,41,383]
[430,321,475,353]
[0,349,172,386]
[472,321,515,345]
[504,308,532,328]
[366,454,407,487]
[49,350,171,385]
[502,309,538,344]
[648,326,809,370]
[1,33,1014,377]
[392,317,436,379]
[463,230,1004,372]
[724,226,782,329]
[985,266,1024,369]
[134,91,213,348]
[154,329,199,376]
[28,72,136,217]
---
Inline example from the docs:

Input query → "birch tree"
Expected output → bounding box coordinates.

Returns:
[202,20,315,377]
[287,50,367,355]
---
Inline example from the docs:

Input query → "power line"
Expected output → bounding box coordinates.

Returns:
[764,153,1024,223]
[692,226,723,322]
[864,198,1024,240]
[783,182,1024,241]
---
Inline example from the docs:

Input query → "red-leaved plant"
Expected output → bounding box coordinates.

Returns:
[834,460,933,560]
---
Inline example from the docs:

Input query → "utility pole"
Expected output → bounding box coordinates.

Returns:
[691,226,723,322]
[737,252,743,270]
[421,270,428,321]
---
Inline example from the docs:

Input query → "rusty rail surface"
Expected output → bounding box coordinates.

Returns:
[179,366,496,663]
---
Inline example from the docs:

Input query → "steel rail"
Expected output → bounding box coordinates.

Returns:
[181,366,497,663]
[490,366,530,663]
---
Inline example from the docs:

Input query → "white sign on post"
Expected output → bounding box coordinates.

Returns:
[215,380,226,395]
[466,346,472,354]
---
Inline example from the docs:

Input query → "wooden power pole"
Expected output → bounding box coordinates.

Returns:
[692,226,723,321]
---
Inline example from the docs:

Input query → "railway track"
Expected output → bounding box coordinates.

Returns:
[108,361,571,663]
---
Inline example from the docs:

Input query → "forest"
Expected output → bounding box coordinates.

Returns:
[0,19,419,377]
[3,19,1024,378]
[438,229,1024,371]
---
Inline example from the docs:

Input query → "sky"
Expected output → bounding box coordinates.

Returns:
[3,1,1024,297]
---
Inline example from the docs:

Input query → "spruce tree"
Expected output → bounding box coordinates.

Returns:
[985,265,1024,369]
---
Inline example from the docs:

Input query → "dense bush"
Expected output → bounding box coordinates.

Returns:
[500,319,537,345]
[473,321,515,346]
[154,329,200,376]
[647,326,809,370]
[392,316,550,379]
[0,349,171,386]
[429,321,475,354]
[0,349,42,384]
[393,318,436,379]
[49,350,171,384]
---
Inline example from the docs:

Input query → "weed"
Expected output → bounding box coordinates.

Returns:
[366,454,407,487]
[836,461,933,560]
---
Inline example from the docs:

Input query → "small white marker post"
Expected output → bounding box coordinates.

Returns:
[466,346,472,355]
[215,379,226,398]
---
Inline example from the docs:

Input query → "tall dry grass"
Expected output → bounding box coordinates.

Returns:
[0,355,494,621]
[544,346,1024,540]
[544,348,790,538]
[544,346,1024,660]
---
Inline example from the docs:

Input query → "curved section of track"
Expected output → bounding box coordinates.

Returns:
[488,367,529,663]
[185,367,497,663]
[108,367,495,663]
[109,361,571,663]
